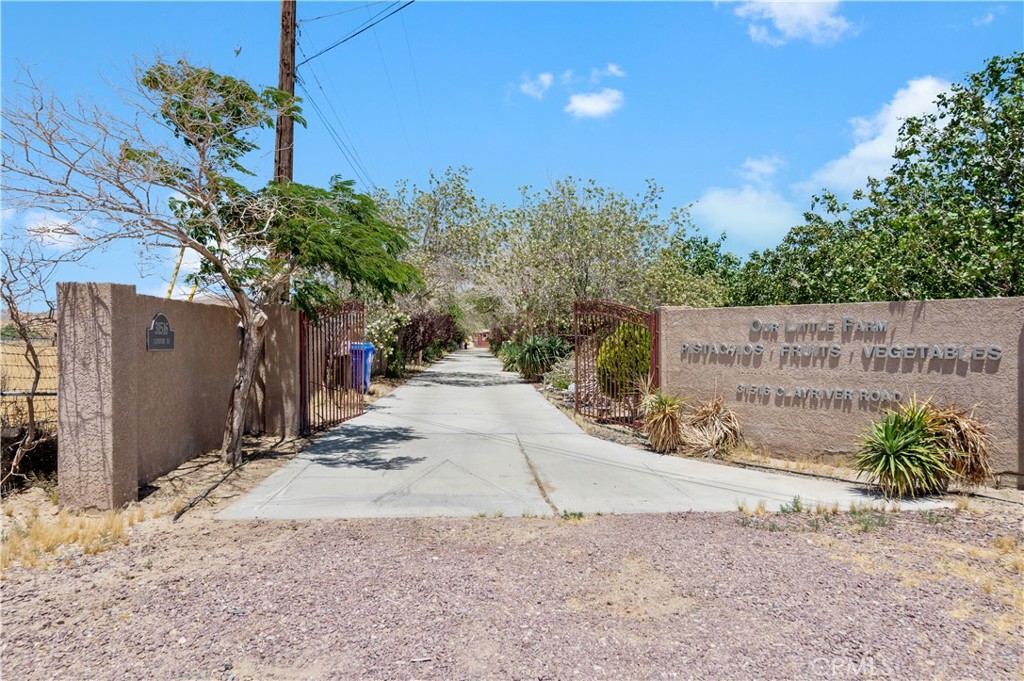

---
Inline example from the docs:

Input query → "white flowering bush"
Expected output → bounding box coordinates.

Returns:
[366,306,409,364]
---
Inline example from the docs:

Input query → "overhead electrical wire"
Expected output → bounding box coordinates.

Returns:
[297,31,376,186]
[295,1,415,68]
[297,74,377,190]
[365,3,413,159]
[295,37,377,189]
[299,1,385,25]
[399,12,433,164]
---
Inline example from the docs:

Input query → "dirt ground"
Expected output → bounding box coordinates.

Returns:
[2,368,1022,680]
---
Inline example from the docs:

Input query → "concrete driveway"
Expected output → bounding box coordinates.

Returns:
[220,349,940,520]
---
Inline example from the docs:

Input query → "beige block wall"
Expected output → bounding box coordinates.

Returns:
[58,283,300,509]
[264,304,301,437]
[658,298,1023,479]
[57,284,137,509]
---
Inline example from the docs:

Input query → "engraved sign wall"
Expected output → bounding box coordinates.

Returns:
[658,298,1023,479]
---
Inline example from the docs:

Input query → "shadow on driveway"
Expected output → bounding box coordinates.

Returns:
[407,371,524,388]
[304,424,426,471]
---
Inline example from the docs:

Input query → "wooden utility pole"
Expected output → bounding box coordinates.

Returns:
[273,0,297,183]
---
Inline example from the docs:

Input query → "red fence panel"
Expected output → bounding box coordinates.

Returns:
[573,300,658,428]
[299,301,366,434]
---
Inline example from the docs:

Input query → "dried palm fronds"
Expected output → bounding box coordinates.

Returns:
[926,403,993,488]
[688,397,740,450]
[678,424,719,458]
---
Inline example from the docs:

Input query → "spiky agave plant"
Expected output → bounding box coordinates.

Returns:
[517,336,570,381]
[498,341,523,373]
[639,388,685,454]
[855,399,953,498]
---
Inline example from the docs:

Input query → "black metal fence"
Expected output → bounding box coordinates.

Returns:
[573,300,659,427]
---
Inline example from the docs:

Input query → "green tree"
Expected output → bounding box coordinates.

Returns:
[641,208,740,308]
[736,52,1023,305]
[502,177,668,332]
[856,52,1023,299]
[2,59,418,464]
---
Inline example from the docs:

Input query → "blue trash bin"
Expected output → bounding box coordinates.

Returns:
[350,342,376,393]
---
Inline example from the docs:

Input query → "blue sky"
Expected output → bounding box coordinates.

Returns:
[2,1,1022,298]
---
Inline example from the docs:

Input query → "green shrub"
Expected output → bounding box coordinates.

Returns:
[596,323,651,398]
[779,496,804,514]
[385,348,406,378]
[516,335,570,381]
[498,341,523,372]
[854,399,953,498]
[544,352,575,391]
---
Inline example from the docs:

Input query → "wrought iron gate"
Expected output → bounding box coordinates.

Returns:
[299,301,366,434]
[573,300,659,427]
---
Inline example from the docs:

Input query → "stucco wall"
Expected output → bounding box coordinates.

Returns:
[58,283,300,509]
[658,298,1023,479]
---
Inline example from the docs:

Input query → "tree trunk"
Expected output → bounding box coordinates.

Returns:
[221,314,268,466]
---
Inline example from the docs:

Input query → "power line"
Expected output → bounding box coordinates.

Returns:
[297,31,375,184]
[297,76,377,190]
[366,3,413,160]
[299,1,385,25]
[295,39,377,189]
[295,1,415,68]
[400,12,433,164]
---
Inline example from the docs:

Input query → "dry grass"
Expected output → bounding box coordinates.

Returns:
[0,498,185,571]
[847,499,894,514]
[736,499,769,517]
[927,403,994,488]
[825,519,1024,645]
[992,535,1020,553]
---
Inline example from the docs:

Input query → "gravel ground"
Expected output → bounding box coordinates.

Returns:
[3,501,1022,680]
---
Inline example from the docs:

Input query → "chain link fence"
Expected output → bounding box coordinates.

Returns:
[1,338,58,435]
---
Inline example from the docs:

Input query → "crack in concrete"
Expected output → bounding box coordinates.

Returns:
[517,435,559,515]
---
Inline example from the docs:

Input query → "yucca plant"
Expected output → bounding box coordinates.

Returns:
[678,424,719,459]
[855,399,953,498]
[516,335,570,381]
[926,403,993,488]
[498,341,523,373]
[639,386,685,454]
[516,336,550,381]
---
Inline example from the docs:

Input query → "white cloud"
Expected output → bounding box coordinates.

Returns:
[519,72,554,99]
[560,70,576,86]
[802,76,948,193]
[972,5,1005,26]
[564,88,625,119]
[691,185,803,250]
[741,155,784,185]
[18,209,84,251]
[734,1,854,46]
[590,63,626,83]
